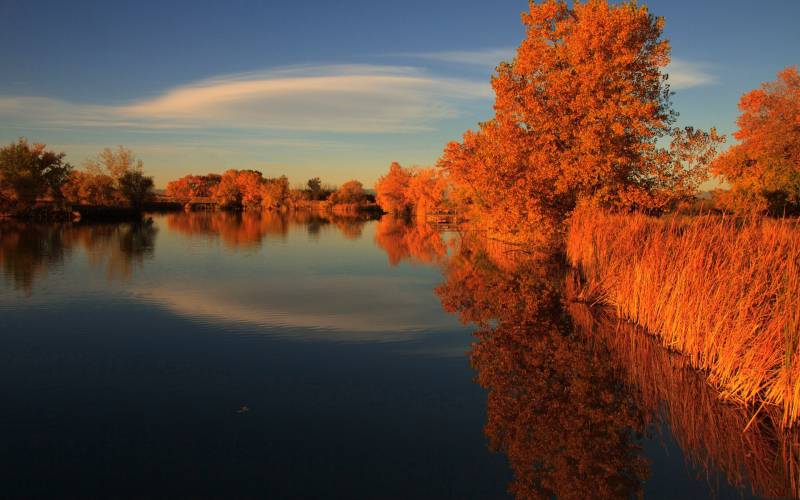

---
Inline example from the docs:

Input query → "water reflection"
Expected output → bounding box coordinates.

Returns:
[433,231,800,499]
[2,213,800,498]
[0,219,156,290]
[570,301,800,499]
[374,216,448,266]
[165,210,369,247]
[436,236,647,499]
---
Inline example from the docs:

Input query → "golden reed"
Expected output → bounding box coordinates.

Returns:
[566,205,800,427]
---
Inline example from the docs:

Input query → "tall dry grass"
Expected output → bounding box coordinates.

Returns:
[566,204,800,427]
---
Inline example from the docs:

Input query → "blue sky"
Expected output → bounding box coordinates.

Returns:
[0,0,798,188]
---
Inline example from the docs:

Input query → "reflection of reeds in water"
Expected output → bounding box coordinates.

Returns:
[568,294,800,499]
[566,206,800,427]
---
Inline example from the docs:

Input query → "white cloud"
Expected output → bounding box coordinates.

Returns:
[665,58,717,89]
[400,48,515,67]
[0,65,491,134]
[135,274,457,343]
[404,48,717,90]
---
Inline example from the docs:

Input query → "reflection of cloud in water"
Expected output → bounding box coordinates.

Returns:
[135,275,458,343]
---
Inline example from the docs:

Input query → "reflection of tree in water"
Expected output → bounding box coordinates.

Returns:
[0,221,69,292]
[82,221,157,280]
[373,216,448,266]
[166,211,289,248]
[165,210,370,246]
[0,219,157,290]
[332,217,366,240]
[431,234,800,499]
[436,238,647,499]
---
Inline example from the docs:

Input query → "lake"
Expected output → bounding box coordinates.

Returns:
[0,211,793,498]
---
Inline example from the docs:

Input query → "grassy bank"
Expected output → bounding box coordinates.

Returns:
[566,205,800,427]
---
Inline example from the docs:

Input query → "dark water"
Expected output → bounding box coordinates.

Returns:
[0,212,793,499]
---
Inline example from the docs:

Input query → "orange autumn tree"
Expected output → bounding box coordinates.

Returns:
[712,66,800,215]
[375,162,448,218]
[260,175,290,209]
[165,174,222,203]
[212,169,270,210]
[375,162,413,215]
[439,0,723,243]
[329,180,367,205]
[405,167,448,219]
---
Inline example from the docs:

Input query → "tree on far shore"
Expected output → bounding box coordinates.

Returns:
[330,180,367,205]
[0,138,71,209]
[63,146,154,209]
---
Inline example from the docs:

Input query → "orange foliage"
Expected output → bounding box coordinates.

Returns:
[375,162,413,215]
[404,168,447,219]
[566,205,800,427]
[375,162,449,219]
[62,170,118,205]
[61,146,154,208]
[437,0,723,243]
[712,66,800,215]
[434,233,800,497]
[180,169,291,210]
[260,175,289,209]
[329,179,367,205]
[165,174,222,202]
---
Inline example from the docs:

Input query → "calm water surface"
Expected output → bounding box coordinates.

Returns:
[0,212,791,498]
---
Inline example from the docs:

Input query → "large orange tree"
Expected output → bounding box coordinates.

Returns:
[439,0,722,243]
[712,66,800,215]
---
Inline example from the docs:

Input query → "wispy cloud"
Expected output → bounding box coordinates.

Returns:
[398,48,515,67]
[0,65,491,134]
[665,58,717,89]
[402,48,717,90]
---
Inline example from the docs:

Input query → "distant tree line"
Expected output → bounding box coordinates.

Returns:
[0,140,154,214]
[166,171,372,212]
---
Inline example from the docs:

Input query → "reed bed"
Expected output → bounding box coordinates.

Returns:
[566,205,800,427]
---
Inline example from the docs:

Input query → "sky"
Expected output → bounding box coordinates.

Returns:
[0,0,798,188]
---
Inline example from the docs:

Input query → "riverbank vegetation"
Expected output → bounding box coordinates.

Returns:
[0,138,72,218]
[567,206,800,426]
[63,146,155,212]
[376,0,724,243]
[371,0,800,427]
[166,171,378,214]
[0,141,157,219]
[433,232,800,498]
[1,138,379,219]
